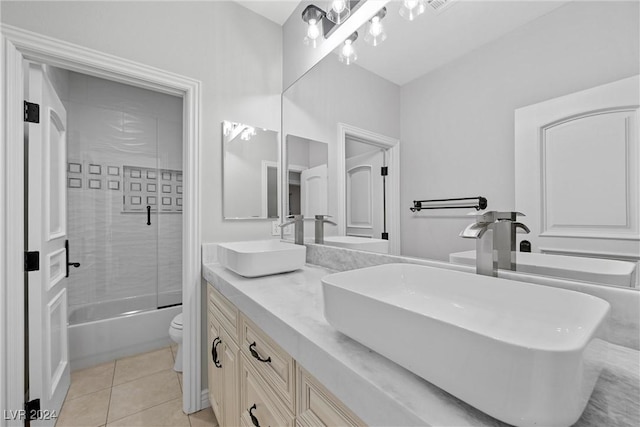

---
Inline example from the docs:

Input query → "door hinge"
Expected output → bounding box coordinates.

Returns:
[24,101,40,123]
[24,251,40,272]
[25,398,41,420]
[381,166,388,176]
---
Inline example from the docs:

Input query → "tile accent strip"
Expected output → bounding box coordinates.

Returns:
[123,165,182,213]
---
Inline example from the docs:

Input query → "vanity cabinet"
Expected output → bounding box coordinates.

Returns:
[206,303,222,420]
[241,314,296,412]
[296,366,364,427]
[239,353,295,427]
[207,285,240,427]
[207,282,365,427]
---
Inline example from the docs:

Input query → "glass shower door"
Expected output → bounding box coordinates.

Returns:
[156,116,183,308]
[65,71,184,325]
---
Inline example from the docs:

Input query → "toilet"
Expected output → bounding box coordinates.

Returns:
[169,313,183,372]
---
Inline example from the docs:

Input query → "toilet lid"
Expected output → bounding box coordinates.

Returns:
[171,313,183,329]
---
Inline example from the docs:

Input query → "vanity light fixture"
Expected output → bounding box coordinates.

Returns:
[399,0,426,21]
[240,126,256,141]
[326,0,350,24]
[302,5,325,48]
[364,7,387,47]
[223,121,256,142]
[338,32,358,65]
[302,1,361,47]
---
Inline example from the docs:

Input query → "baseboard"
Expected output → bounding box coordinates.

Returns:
[200,389,210,411]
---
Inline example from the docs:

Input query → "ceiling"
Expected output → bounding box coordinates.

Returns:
[235,1,571,86]
[354,0,571,86]
[234,0,300,25]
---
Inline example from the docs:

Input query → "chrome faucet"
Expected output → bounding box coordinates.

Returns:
[314,215,337,244]
[493,213,530,271]
[460,211,530,277]
[279,214,304,245]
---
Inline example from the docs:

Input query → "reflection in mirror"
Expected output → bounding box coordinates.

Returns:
[284,134,333,241]
[286,135,328,217]
[283,1,639,288]
[341,138,391,254]
[222,121,278,219]
[345,139,385,238]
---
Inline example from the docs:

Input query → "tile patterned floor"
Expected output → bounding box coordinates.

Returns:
[55,345,218,427]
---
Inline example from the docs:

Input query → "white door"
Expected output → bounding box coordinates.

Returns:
[345,149,385,238]
[515,75,639,267]
[27,63,71,425]
[300,163,328,216]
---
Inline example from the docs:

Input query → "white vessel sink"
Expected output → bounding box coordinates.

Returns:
[217,240,305,277]
[322,263,610,427]
[323,236,389,254]
[449,250,637,287]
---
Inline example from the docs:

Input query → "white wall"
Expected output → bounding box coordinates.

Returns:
[400,0,640,261]
[346,138,381,159]
[288,135,328,168]
[1,0,283,244]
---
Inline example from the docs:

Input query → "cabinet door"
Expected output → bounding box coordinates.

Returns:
[296,366,365,427]
[240,354,294,427]
[207,308,223,422]
[221,327,240,427]
[241,314,296,411]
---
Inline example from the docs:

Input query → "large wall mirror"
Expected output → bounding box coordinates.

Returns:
[282,0,640,288]
[222,120,279,219]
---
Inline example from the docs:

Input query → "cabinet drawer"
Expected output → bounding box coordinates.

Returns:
[297,366,365,427]
[208,283,240,343]
[241,314,296,412]
[240,353,294,427]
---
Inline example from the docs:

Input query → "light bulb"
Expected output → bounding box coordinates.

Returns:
[370,17,382,37]
[364,15,387,46]
[327,0,350,24]
[331,0,346,14]
[304,18,322,48]
[399,0,426,21]
[308,19,320,39]
[339,39,357,65]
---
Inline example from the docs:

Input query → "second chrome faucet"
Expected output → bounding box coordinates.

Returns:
[460,211,530,277]
[279,214,305,245]
[279,214,337,245]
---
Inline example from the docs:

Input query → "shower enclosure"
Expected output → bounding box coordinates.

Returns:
[58,69,183,367]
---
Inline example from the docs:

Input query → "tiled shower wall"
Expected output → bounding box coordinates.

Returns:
[60,70,183,318]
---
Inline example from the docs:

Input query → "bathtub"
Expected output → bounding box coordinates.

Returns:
[68,293,181,370]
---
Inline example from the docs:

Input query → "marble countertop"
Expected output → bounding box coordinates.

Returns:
[203,262,640,427]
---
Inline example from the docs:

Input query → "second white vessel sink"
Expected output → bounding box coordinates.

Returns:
[322,263,610,427]
[449,250,637,287]
[323,236,389,254]
[217,240,305,277]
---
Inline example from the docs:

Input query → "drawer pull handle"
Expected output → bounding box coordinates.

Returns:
[249,342,271,363]
[248,404,269,427]
[211,337,222,368]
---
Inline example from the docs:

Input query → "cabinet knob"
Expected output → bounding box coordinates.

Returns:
[248,404,269,427]
[249,342,271,363]
[211,337,222,368]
